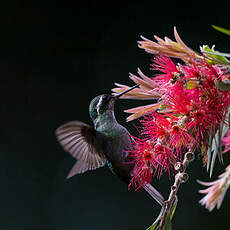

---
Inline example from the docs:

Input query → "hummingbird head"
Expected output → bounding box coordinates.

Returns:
[89,84,139,121]
[89,94,115,120]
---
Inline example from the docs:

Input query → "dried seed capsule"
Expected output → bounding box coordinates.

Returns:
[174,162,184,172]
[176,172,189,183]
[185,151,194,162]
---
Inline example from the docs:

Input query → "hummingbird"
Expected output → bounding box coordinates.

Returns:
[56,85,164,206]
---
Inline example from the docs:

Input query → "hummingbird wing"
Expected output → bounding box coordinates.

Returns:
[56,121,106,178]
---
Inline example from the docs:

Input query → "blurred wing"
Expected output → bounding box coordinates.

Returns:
[56,121,106,178]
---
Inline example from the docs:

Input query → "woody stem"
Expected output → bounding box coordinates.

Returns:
[158,150,194,230]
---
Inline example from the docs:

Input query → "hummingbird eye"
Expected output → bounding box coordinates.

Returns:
[101,95,112,104]
[102,95,107,101]
[103,95,111,101]
[96,94,112,115]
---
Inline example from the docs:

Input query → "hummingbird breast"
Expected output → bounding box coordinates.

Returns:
[96,121,135,184]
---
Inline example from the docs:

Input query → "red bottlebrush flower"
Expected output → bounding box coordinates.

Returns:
[152,143,175,178]
[163,83,196,115]
[141,112,171,141]
[128,138,155,190]
[151,55,180,85]
[185,109,214,146]
[181,61,201,80]
[128,135,176,189]
[153,59,230,148]
[140,112,196,157]
[168,123,196,157]
[185,96,227,147]
[185,68,229,146]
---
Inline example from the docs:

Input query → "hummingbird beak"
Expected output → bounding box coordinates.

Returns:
[112,84,139,99]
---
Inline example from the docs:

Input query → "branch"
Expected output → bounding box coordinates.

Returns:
[158,151,195,230]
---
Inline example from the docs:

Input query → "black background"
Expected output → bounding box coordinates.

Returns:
[1,1,230,230]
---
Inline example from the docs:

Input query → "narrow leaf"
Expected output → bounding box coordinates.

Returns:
[146,207,164,230]
[222,114,229,139]
[163,216,172,230]
[212,25,230,36]
[210,129,220,177]
[204,51,230,58]
[149,221,158,230]
[206,133,213,172]
[217,123,224,164]
[201,45,229,64]
[170,196,178,220]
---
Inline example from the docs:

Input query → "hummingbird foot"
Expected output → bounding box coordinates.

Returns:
[142,183,165,207]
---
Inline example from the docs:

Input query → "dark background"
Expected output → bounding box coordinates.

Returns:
[0,1,230,230]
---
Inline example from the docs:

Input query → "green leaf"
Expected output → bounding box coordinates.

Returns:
[212,25,230,36]
[163,216,172,230]
[163,193,178,230]
[148,221,158,230]
[146,207,164,230]
[210,128,221,177]
[204,51,230,58]
[206,132,214,172]
[222,113,229,138]
[147,197,178,230]
[163,197,178,230]
[170,196,178,220]
[201,45,230,64]
[207,115,230,177]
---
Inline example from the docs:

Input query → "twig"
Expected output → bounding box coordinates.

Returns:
[158,151,194,230]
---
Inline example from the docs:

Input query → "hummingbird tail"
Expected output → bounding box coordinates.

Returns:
[142,183,165,207]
